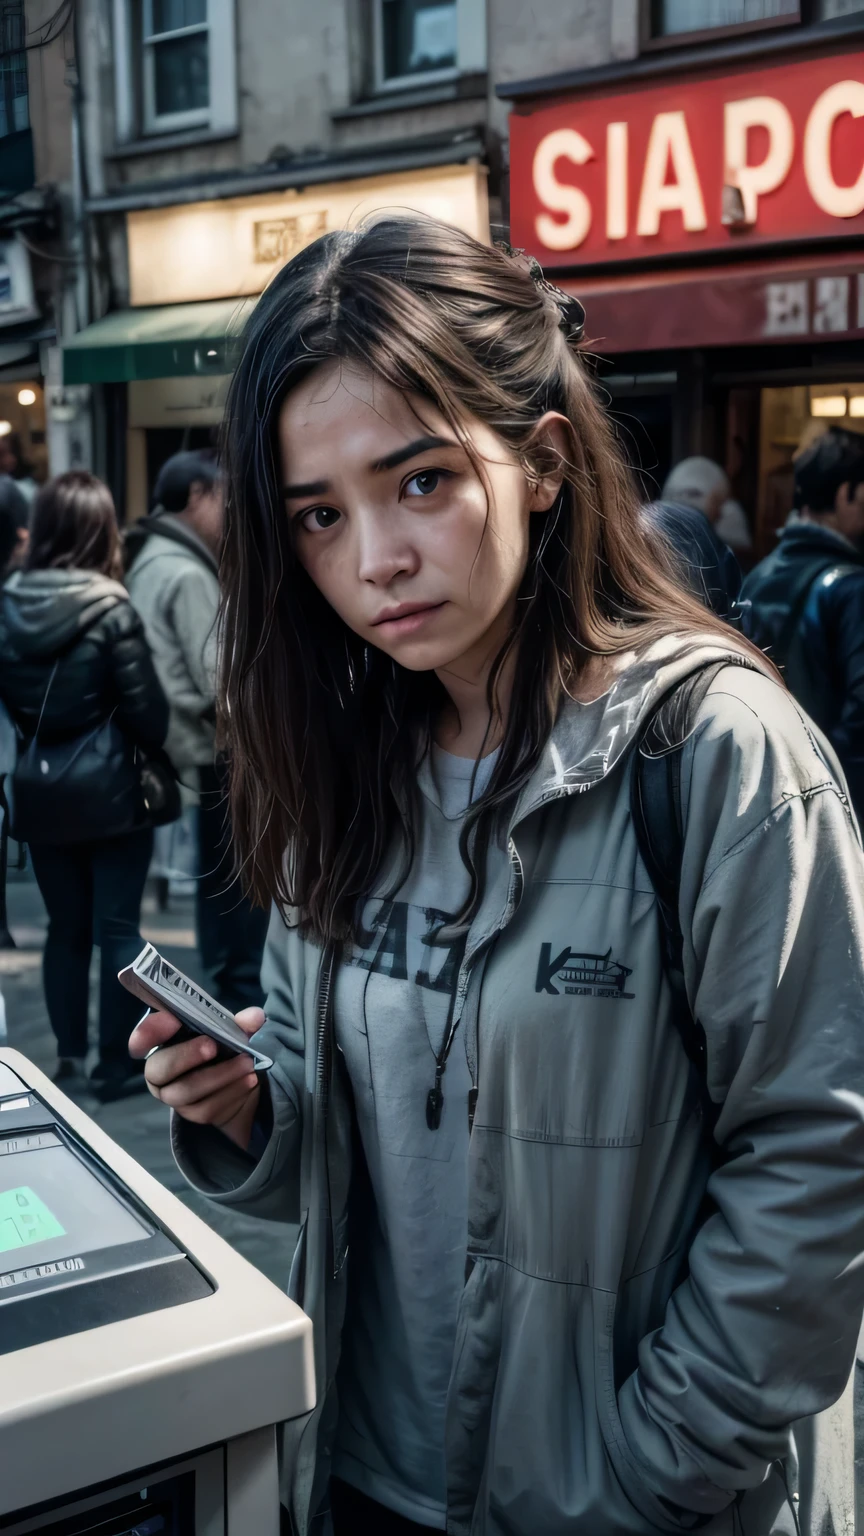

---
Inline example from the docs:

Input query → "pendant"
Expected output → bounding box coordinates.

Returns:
[426,1085,443,1130]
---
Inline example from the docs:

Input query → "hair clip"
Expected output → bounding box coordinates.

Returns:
[497,243,585,344]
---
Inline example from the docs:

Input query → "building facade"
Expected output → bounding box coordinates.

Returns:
[60,0,499,519]
[498,0,864,558]
[40,0,864,550]
[0,0,81,493]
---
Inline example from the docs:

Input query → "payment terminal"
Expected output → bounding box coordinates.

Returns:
[0,1050,314,1535]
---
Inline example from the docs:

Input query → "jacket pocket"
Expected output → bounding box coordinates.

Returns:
[593,1287,723,1534]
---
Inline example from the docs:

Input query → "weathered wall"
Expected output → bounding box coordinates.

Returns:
[489,0,639,135]
[88,0,638,193]
[26,0,75,188]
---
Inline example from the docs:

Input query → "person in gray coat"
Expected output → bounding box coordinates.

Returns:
[125,452,267,1013]
[131,221,864,1536]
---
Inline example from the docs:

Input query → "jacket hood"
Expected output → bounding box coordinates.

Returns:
[514,630,761,829]
[124,510,219,576]
[0,568,127,659]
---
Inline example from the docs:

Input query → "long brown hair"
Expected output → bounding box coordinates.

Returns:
[26,471,123,580]
[221,216,757,942]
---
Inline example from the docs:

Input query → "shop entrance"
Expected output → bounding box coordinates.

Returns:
[599,344,864,568]
[0,375,46,500]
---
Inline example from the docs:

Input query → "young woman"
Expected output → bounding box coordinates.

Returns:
[0,472,170,1096]
[131,220,864,1536]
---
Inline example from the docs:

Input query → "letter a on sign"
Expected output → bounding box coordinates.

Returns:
[636,111,707,237]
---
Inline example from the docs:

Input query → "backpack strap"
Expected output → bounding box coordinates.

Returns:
[774,555,853,666]
[629,656,756,1078]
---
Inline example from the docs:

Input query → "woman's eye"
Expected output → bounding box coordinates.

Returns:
[301,506,341,531]
[404,469,443,497]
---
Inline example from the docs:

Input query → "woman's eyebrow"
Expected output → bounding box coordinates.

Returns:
[284,477,330,499]
[371,435,458,473]
[283,435,459,497]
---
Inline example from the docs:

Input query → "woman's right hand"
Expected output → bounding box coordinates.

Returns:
[129,1007,266,1151]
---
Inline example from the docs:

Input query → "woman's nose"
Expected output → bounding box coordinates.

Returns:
[356,515,420,586]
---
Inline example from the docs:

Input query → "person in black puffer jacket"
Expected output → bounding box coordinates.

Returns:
[0,472,170,1098]
[740,426,864,826]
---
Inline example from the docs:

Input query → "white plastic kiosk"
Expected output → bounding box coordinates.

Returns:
[0,1049,314,1535]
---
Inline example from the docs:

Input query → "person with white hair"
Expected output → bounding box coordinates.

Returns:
[662,455,752,552]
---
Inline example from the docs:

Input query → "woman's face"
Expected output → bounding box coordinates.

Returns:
[278,361,561,677]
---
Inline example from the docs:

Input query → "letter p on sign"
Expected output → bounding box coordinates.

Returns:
[724,96,794,225]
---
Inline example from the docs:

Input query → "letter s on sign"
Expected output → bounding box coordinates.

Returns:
[804,80,864,219]
[533,129,594,252]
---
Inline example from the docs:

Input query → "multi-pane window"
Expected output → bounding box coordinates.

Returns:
[0,4,29,141]
[114,0,235,141]
[381,0,458,81]
[375,0,485,89]
[650,0,799,34]
[142,0,209,130]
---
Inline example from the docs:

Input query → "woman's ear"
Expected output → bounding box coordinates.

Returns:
[524,412,571,513]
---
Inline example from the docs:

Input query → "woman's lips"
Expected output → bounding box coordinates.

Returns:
[371,602,447,637]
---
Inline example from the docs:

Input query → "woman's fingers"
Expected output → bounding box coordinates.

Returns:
[234,1007,266,1038]
[173,1077,260,1129]
[129,1001,265,1135]
[153,1052,255,1108]
[143,1032,224,1087]
[129,1009,184,1058]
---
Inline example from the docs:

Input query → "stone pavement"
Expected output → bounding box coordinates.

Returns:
[0,861,297,1290]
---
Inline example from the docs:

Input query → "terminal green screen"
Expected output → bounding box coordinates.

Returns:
[0,1186,66,1253]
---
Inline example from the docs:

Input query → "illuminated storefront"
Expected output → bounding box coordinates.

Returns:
[504,35,864,558]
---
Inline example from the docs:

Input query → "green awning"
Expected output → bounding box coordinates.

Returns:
[62,298,257,385]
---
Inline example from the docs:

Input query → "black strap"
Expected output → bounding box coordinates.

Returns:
[630,657,755,1080]
[772,554,851,667]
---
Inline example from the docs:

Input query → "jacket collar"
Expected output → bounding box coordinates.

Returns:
[779,521,864,563]
[126,510,219,576]
[510,631,759,833]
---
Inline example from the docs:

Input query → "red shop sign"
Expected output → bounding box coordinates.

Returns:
[509,48,864,268]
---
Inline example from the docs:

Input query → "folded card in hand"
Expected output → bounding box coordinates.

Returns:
[119,943,274,1071]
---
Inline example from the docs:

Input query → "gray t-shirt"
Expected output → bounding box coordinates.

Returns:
[332,746,498,1528]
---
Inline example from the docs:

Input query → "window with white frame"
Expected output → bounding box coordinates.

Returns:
[142,0,209,131]
[113,0,237,142]
[374,0,486,91]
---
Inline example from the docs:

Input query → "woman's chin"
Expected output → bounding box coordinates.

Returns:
[368,635,465,674]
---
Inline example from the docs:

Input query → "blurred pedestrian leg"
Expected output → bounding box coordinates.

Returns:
[197,762,267,1014]
[29,829,153,1079]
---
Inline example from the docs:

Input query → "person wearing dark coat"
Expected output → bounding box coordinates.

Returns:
[0,474,29,577]
[740,426,864,825]
[0,472,169,1095]
[644,499,742,622]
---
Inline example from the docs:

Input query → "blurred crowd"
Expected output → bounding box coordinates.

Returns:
[0,451,267,1098]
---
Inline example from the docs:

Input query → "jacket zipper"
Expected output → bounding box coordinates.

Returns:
[462,834,526,1136]
[314,942,341,1279]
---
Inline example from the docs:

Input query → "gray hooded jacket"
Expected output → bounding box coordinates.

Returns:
[125,513,219,773]
[174,634,864,1536]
